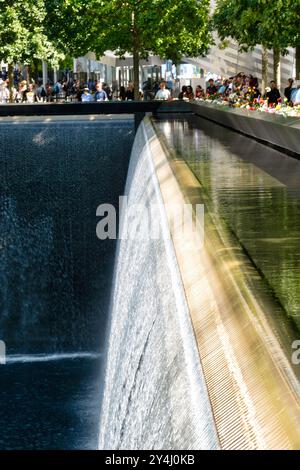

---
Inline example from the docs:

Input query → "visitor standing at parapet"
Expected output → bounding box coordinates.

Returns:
[95,82,108,101]
[206,78,218,96]
[284,78,294,102]
[0,79,9,102]
[266,80,281,105]
[125,82,135,100]
[102,82,112,100]
[154,81,171,100]
[81,87,93,102]
[291,81,300,105]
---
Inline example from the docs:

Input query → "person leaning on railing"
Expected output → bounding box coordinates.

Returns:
[265,81,281,106]
[206,78,218,96]
[154,81,171,100]
[94,82,108,102]
[291,81,300,105]
[284,78,294,102]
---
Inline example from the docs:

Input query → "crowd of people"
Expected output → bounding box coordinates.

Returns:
[0,69,299,108]
[0,73,143,103]
[174,73,300,107]
[0,76,72,103]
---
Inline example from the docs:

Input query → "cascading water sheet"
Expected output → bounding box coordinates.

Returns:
[99,121,219,450]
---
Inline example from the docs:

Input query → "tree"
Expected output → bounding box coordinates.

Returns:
[213,0,300,91]
[296,46,300,80]
[48,0,212,100]
[0,0,64,101]
[44,0,90,58]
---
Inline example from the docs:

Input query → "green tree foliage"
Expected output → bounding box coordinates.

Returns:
[0,0,63,65]
[0,0,64,100]
[46,0,212,99]
[213,0,300,88]
[45,0,90,58]
[213,0,300,52]
[92,0,211,62]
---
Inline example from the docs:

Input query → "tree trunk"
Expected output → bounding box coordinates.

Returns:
[296,46,300,80]
[32,59,40,82]
[26,65,31,84]
[53,67,58,84]
[261,46,268,95]
[133,47,140,101]
[273,47,280,87]
[132,11,140,101]
[42,60,48,87]
[8,63,14,103]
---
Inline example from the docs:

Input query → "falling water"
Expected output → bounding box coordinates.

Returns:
[0,116,134,449]
[99,121,219,450]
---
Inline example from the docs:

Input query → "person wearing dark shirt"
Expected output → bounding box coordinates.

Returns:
[125,82,134,100]
[102,82,112,100]
[178,85,187,100]
[119,86,126,101]
[266,81,281,105]
[284,78,294,102]
[249,77,260,98]
[206,78,218,96]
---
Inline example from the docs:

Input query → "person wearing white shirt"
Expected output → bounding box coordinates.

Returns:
[81,87,93,102]
[155,81,171,100]
[0,81,9,103]
[291,81,300,105]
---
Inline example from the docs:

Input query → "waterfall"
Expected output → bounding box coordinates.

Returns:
[0,118,134,354]
[99,120,219,450]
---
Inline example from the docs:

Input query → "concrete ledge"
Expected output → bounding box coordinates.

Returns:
[1,99,298,158]
[191,101,300,157]
[0,100,192,134]
[100,116,300,449]
[0,100,192,116]
[152,117,300,449]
